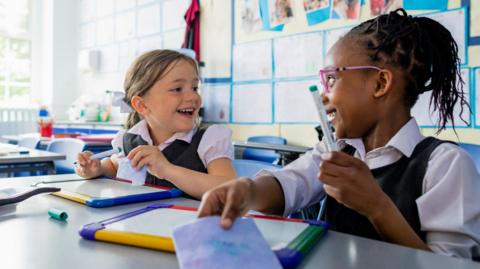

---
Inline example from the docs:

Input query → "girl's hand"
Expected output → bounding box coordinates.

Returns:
[75,151,102,178]
[127,145,171,178]
[319,151,391,221]
[198,178,255,229]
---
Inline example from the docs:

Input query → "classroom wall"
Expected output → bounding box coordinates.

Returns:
[74,0,190,121]
[200,0,480,146]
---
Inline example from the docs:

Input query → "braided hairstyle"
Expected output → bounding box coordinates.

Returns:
[343,8,468,131]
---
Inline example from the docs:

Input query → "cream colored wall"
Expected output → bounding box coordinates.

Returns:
[201,0,480,147]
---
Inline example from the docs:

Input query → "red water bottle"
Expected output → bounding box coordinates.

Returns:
[38,107,53,137]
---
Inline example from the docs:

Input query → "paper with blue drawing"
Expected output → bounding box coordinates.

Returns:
[116,158,147,186]
[173,216,282,269]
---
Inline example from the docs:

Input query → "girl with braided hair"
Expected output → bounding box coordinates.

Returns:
[198,9,480,259]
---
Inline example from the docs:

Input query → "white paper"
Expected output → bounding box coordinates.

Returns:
[232,83,272,123]
[233,40,272,81]
[423,8,467,65]
[116,158,147,186]
[96,17,115,45]
[201,84,231,123]
[173,217,282,269]
[162,0,189,31]
[274,32,324,78]
[412,68,471,127]
[115,11,135,41]
[274,80,320,123]
[324,26,353,56]
[137,4,161,36]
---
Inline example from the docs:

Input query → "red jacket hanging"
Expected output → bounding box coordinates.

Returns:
[182,0,201,62]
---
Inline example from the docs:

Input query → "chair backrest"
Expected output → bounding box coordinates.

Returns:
[17,136,40,149]
[459,143,480,173]
[233,159,281,178]
[242,136,287,164]
[46,138,86,174]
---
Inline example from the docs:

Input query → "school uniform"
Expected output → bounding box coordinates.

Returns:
[111,120,234,189]
[255,118,480,259]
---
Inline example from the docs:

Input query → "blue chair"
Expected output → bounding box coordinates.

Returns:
[459,143,480,173]
[233,159,281,178]
[17,136,40,149]
[46,138,86,174]
[242,136,287,164]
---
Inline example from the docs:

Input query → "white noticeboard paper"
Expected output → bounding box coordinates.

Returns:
[423,8,467,65]
[274,32,324,78]
[232,83,272,123]
[274,80,320,123]
[412,68,471,128]
[201,84,231,123]
[233,40,273,81]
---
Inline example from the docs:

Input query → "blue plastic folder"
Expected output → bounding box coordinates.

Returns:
[79,203,328,268]
[35,178,182,208]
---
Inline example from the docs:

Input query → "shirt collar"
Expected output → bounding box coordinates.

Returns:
[127,120,196,146]
[337,118,423,158]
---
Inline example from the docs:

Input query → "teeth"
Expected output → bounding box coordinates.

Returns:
[178,108,194,113]
[327,111,336,121]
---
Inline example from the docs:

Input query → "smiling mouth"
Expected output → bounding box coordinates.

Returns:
[177,108,195,116]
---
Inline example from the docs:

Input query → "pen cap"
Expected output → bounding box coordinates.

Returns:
[308,85,319,92]
[48,208,68,221]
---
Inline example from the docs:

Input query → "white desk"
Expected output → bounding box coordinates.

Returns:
[0,143,65,174]
[0,174,478,269]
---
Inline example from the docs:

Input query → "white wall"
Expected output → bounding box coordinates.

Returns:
[31,0,79,120]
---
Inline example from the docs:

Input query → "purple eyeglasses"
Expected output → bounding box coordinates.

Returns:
[318,66,382,93]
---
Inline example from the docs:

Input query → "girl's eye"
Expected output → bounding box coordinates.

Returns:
[192,86,199,92]
[170,88,182,92]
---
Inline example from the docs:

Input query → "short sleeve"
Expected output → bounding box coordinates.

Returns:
[197,125,234,167]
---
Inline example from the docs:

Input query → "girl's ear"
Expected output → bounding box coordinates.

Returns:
[373,69,393,98]
[130,96,149,115]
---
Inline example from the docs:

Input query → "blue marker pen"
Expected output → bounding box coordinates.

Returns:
[74,147,121,165]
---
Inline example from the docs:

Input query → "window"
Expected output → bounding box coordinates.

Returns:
[0,0,31,107]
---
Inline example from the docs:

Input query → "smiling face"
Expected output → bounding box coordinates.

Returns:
[323,38,381,139]
[140,59,201,134]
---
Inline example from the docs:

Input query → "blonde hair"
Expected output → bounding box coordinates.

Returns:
[123,49,199,129]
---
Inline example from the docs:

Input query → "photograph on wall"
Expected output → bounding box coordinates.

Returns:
[331,0,361,20]
[369,0,403,17]
[240,0,263,34]
[259,0,294,31]
[303,0,331,26]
